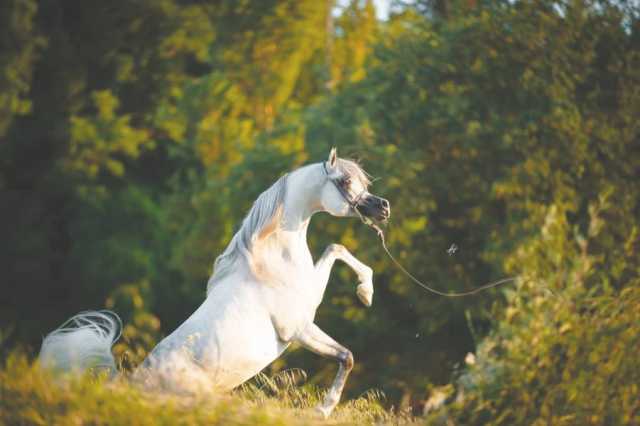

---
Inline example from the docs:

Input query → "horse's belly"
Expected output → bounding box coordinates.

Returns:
[212,314,290,389]
[139,283,290,392]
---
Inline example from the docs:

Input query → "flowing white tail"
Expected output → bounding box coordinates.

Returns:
[39,310,122,375]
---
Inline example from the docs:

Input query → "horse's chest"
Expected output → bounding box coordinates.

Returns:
[277,265,317,309]
[265,265,318,340]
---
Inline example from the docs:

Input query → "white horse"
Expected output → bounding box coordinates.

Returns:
[39,148,390,417]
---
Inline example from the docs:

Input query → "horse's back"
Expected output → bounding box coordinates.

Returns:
[140,278,288,392]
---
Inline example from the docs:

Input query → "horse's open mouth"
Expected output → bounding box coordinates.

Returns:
[379,206,391,221]
[371,208,390,223]
[356,196,390,223]
[356,207,389,223]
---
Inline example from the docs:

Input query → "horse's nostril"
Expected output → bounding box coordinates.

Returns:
[380,198,389,209]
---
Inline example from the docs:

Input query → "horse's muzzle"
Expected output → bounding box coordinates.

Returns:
[357,195,390,222]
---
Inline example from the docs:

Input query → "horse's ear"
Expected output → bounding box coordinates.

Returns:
[328,147,338,169]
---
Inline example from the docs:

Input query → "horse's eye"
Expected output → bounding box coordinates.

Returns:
[341,177,351,187]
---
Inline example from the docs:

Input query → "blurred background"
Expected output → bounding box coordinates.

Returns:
[1,0,639,419]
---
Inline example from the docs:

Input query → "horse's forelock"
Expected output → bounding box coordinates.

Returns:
[337,158,371,188]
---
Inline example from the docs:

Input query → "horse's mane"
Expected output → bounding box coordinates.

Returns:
[207,174,288,294]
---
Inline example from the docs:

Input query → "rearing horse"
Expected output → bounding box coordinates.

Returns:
[39,148,390,417]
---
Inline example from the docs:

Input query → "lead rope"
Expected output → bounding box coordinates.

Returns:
[359,214,518,297]
[323,162,518,296]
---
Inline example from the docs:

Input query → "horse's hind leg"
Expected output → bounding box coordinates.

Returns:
[295,323,354,418]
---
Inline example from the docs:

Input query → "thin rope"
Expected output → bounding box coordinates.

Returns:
[322,161,518,297]
[380,232,517,297]
[365,218,517,297]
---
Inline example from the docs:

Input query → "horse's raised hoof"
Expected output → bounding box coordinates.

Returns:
[356,283,373,307]
[315,405,332,419]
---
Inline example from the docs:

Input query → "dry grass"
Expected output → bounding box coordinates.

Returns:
[0,352,418,425]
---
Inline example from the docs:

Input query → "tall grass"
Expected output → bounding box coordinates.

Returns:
[0,352,416,425]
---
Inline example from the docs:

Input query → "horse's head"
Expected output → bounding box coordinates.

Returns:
[320,148,390,222]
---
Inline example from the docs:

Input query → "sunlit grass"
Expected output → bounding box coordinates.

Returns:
[0,352,416,425]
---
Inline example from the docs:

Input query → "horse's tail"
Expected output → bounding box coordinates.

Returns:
[39,310,122,376]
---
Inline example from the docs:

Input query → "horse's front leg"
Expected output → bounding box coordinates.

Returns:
[315,244,374,306]
[295,323,353,418]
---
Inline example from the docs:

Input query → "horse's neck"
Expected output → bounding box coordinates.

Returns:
[283,165,322,224]
[276,229,312,261]
[277,164,323,257]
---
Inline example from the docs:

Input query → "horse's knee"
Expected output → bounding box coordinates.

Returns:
[325,244,345,256]
[341,350,354,370]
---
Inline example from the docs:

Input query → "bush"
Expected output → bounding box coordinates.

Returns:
[428,204,640,425]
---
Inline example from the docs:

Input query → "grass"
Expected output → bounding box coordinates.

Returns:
[0,352,418,425]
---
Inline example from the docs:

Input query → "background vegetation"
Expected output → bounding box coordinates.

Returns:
[1,0,638,424]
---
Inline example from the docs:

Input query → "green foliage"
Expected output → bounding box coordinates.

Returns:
[439,204,640,425]
[67,90,152,178]
[1,0,639,421]
[0,0,45,136]
[407,3,640,422]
